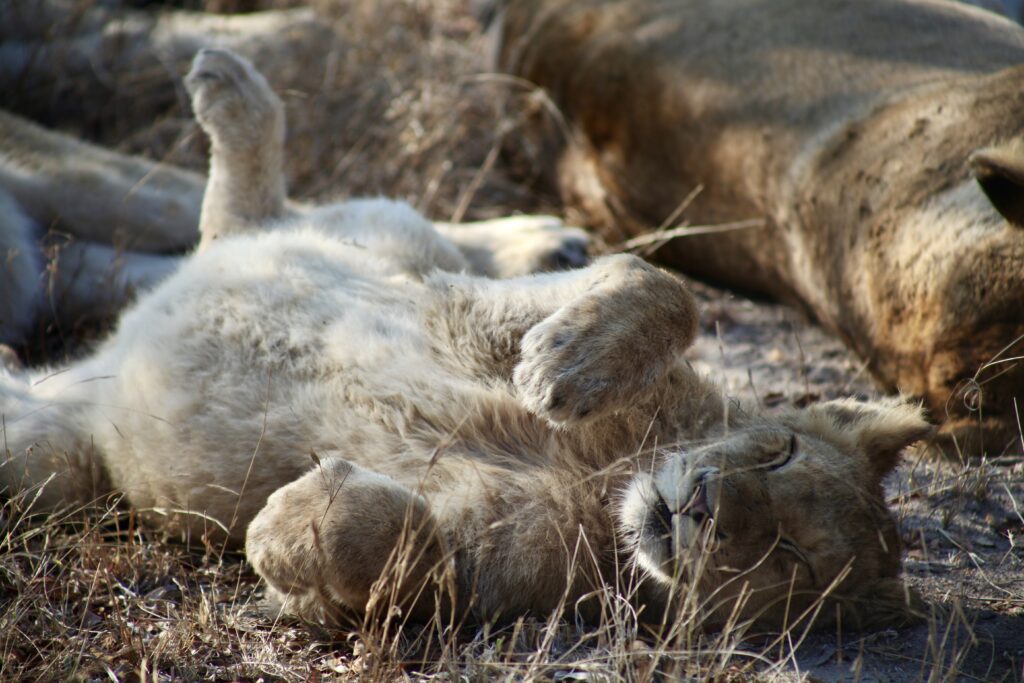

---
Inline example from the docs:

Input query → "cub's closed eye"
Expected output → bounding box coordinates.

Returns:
[777,538,818,585]
[766,434,798,471]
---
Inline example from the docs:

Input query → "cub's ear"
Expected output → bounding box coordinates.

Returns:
[971,144,1024,226]
[801,397,934,480]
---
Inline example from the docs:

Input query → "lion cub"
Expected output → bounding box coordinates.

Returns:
[0,49,930,630]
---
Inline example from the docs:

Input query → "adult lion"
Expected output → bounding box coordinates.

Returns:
[493,0,1024,456]
[0,49,929,630]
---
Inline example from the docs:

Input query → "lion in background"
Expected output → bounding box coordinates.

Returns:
[1,47,931,631]
[493,0,1024,458]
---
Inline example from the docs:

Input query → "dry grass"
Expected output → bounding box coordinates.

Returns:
[0,491,752,681]
[0,497,835,682]
[2,0,1023,681]
[3,457,1018,681]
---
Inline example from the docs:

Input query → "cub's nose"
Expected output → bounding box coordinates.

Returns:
[656,464,718,517]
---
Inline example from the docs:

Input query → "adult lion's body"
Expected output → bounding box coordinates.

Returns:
[496,0,1024,455]
[0,49,930,630]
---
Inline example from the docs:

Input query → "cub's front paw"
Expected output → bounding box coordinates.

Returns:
[514,310,616,423]
[185,47,283,143]
[513,256,698,424]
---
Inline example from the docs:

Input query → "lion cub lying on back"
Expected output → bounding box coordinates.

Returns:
[0,49,930,630]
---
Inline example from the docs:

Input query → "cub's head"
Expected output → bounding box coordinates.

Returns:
[620,397,932,631]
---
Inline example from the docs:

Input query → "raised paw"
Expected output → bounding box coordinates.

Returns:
[437,215,592,278]
[184,47,283,147]
[513,255,699,423]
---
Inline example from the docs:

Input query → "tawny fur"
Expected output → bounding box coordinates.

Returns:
[495,0,1024,456]
[1,49,930,630]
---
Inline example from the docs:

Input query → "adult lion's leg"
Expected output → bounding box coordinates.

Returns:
[44,241,180,331]
[0,111,203,342]
[246,456,451,625]
[184,49,293,250]
[425,253,699,423]
[0,110,204,252]
[0,188,43,345]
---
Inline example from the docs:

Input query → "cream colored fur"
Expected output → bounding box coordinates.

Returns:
[1,49,931,630]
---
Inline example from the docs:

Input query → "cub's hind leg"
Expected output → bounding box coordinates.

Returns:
[185,48,291,250]
[246,456,450,625]
[434,215,592,278]
[185,47,471,276]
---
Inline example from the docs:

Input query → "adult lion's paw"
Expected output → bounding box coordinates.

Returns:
[513,256,699,424]
[514,309,618,423]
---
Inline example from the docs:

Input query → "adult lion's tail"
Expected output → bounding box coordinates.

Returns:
[0,363,108,511]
